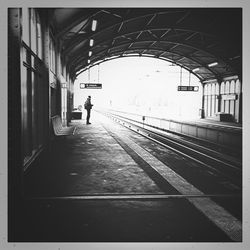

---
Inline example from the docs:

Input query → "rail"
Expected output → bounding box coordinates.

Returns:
[98,110,242,187]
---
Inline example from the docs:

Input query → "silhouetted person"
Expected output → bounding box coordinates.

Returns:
[84,96,93,124]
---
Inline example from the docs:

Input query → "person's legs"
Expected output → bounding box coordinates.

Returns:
[86,109,91,124]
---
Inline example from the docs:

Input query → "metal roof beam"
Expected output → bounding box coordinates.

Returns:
[70,44,216,79]
[75,54,203,81]
[136,31,143,39]
[117,22,124,33]
[160,29,171,38]
[185,31,199,41]
[69,38,215,68]
[169,44,180,51]
[68,36,222,73]
[55,11,99,38]
[176,10,191,24]
[101,9,122,19]
[147,30,158,39]
[147,14,157,26]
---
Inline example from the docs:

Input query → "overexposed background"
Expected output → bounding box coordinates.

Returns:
[74,57,202,120]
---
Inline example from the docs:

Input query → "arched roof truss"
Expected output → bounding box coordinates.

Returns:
[49,8,241,82]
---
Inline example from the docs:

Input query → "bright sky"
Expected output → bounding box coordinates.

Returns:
[74,56,202,120]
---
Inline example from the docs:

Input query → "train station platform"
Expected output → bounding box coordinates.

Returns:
[21,111,242,242]
[103,109,242,152]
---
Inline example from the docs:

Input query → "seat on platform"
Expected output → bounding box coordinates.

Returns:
[51,115,76,136]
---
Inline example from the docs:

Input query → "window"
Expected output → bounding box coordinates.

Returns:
[22,8,43,58]
[225,81,230,94]
[220,82,225,94]
[236,79,241,93]
[20,8,47,167]
[49,34,57,88]
[60,56,64,76]
[215,83,219,95]
[30,9,37,53]
[36,13,42,59]
[22,8,30,45]
[49,35,56,73]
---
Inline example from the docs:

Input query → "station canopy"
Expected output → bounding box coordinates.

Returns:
[49,8,242,82]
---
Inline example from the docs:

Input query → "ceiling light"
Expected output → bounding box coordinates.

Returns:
[89,51,92,57]
[88,59,90,64]
[91,20,97,31]
[192,67,200,72]
[208,62,218,67]
[89,39,94,47]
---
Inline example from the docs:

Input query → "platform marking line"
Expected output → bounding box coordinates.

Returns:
[108,126,242,242]
[30,193,241,200]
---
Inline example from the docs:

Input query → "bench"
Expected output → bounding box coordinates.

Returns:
[214,112,234,122]
[71,111,82,120]
[51,115,76,136]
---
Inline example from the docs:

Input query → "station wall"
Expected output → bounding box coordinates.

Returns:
[203,78,242,123]
[13,8,74,170]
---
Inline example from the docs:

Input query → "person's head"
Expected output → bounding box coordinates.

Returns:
[88,96,91,99]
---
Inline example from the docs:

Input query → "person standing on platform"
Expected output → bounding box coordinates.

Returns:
[84,96,93,124]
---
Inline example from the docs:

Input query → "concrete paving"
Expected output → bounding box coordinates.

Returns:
[20,111,241,242]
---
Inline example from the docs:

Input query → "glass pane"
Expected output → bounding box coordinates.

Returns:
[230,100,235,116]
[49,36,56,73]
[207,84,211,95]
[225,81,230,94]
[21,66,32,159]
[31,71,37,149]
[211,96,215,115]
[221,82,225,94]
[211,83,215,95]
[230,80,236,94]
[221,98,225,112]
[36,13,42,59]
[225,100,229,113]
[204,84,207,95]
[31,55,35,69]
[30,9,37,54]
[215,98,218,113]
[207,95,211,116]
[236,79,241,93]
[215,83,219,95]
[22,8,30,45]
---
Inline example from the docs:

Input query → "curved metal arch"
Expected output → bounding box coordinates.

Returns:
[62,11,199,55]
[60,8,190,39]
[69,37,219,68]
[75,54,203,82]
[67,26,219,60]
[69,40,220,79]
[70,35,213,64]
[72,48,217,82]
[59,8,241,81]
[67,28,231,78]
[62,8,215,57]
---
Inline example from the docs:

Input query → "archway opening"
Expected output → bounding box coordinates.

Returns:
[74,57,202,120]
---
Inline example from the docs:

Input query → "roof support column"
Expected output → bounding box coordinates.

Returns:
[200,81,205,119]
[42,10,52,140]
[217,79,222,113]
[238,79,242,124]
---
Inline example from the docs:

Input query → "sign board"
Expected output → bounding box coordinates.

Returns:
[80,83,102,89]
[222,94,237,100]
[177,86,199,91]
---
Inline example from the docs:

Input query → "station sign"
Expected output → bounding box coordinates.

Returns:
[80,83,102,89]
[177,86,199,91]
[222,94,237,100]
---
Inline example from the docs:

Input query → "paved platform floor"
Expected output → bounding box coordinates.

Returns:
[18,111,242,242]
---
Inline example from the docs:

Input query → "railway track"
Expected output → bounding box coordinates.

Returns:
[98,110,242,187]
